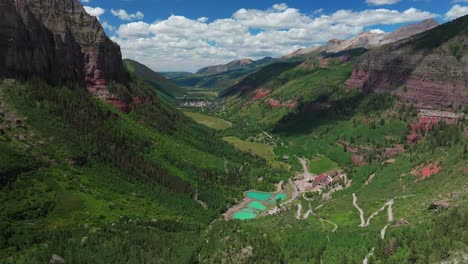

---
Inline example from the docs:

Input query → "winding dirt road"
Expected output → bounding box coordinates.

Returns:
[352,193,366,227]
[353,193,394,227]
[296,203,303,220]
[298,156,313,179]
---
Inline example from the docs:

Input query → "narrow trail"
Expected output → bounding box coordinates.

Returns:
[362,248,375,264]
[353,193,395,227]
[352,193,366,227]
[297,156,313,178]
[303,209,313,220]
[194,191,208,209]
[296,203,303,220]
[305,203,338,232]
[380,225,388,240]
[321,218,338,232]
[387,201,393,223]
[364,173,375,186]
[365,199,394,227]
[355,187,416,263]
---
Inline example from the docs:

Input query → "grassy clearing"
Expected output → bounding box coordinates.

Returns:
[183,111,231,130]
[309,156,339,174]
[185,88,219,99]
[222,136,275,161]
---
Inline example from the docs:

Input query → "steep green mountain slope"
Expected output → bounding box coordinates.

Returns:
[216,51,364,133]
[0,76,287,262]
[171,57,278,91]
[124,59,186,99]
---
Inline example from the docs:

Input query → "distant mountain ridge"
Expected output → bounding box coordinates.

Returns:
[286,19,439,57]
[196,57,275,74]
[124,59,186,98]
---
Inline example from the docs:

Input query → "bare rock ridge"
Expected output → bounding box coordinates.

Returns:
[345,15,468,109]
[196,59,254,74]
[0,0,129,89]
[196,57,274,74]
[286,19,440,57]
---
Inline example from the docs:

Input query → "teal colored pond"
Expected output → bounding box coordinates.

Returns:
[240,208,258,214]
[233,190,288,221]
[245,191,273,201]
[247,201,267,211]
[233,211,257,220]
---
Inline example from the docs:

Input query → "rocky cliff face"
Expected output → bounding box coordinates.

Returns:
[0,0,128,88]
[286,19,439,58]
[345,16,468,109]
[379,19,439,46]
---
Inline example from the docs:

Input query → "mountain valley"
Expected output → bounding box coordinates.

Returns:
[0,1,467,263]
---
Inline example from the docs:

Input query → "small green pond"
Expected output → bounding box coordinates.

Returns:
[233,190,288,221]
[233,211,257,220]
[245,191,273,201]
[247,201,267,211]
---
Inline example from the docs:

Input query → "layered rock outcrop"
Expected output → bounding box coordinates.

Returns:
[0,0,128,87]
[346,15,468,109]
[285,19,439,58]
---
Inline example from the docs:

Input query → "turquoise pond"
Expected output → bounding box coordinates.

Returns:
[245,191,273,201]
[233,191,287,220]
[247,201,267,211]
[233,211,257,220]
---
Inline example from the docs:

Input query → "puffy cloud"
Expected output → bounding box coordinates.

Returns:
[111,9,144,21]
[370,29,385,34]
[101,21,115,32]
[445,5,468,20]
[84,6,105,18]
[111,4,438,71]
[197,17,209,23]
[272,3,288,11]
[366,0,401,5]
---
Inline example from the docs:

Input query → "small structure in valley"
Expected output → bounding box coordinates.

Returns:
[312,174,333,187]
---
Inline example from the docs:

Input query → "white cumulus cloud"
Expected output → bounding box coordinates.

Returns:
[370,29,385,34]
[445,5,468,20]
[101,21,115,32]
[110,4,438,71]
[84,6,105,18]
[366,0,402,5]
[111,9,144,21]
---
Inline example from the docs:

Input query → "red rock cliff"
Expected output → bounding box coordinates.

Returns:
[345,15,468,109]
[0,0,129,86]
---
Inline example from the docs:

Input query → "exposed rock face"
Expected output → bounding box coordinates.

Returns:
[0,0,128,87]
[286,19,439,58]
[346,15,468,109]
[379,19,439,45]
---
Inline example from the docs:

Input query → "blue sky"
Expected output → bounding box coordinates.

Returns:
[81,0,468,71]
